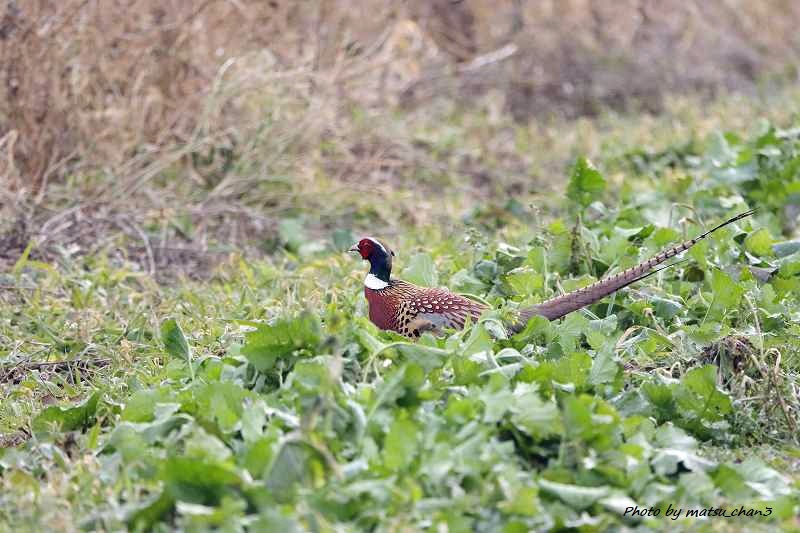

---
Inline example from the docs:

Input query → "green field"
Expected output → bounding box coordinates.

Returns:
[2,87,800,531]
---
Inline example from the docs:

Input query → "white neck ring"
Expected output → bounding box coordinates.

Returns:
[364,273,389,290]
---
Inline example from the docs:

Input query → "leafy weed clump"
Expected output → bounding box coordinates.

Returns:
[1,118,800,529]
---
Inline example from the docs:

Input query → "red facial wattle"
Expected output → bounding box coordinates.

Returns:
[358,239,374,259]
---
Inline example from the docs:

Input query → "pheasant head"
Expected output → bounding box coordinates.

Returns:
[349,237,395,290]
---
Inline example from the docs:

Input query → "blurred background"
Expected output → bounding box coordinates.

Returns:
[1,0,799,274]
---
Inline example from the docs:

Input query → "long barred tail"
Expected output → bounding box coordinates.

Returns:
[511,209,756,331]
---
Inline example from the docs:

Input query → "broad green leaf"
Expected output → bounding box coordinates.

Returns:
[495,244,525,272]
[127,492,174,531]
[555,313,590,354]
[553,352,592,391]
[183,426,232,463]
[653,423,700,450]
[772,240,800,258]
[288,360,335,396]
[614,224,654,240]
[499,486,540,517]
[524,246,546,271]
[450,268,487,294]
[452,356,483,386]
[674,365,732,422]
[32,392,100,435]
[175,499,247,526]
[105,411,192,461]
[712,464,751,500]
[161,318,191,364]
[162,455,241,504]
[589,348,620,387]
[505,267,543,295]
[242,435,277,479]
[461,324,493,356]
[710,162,757,184]
[549,222,573,272]
[778,254,800,278]
[734,458,793,499]
[241,312,322,372]
[652,448,715,475]
[599,493,640,516]
[677,471,716,502]
[480,385,514,424]
[266,441,325,502]
[395,343,451,372]
[249,510,299,532]
[651,227,680,246]
[707,131,737,166]
[650,423,716,474]
[510,388,562,439]
[687,239,710,269]
[512,315,555,345]
[744,228,774,256]
[650,295,683,319]
[193,382,253,434]
[356,327,387,354]
[566,157,606,208]
[642,383,677,421]
[473,259,499,284]
[401,252,438,286]
[122,388,174,423]
[482,319,508,340]
[710,268,743,310]
[538,479,610,510]
[383,417,418,471]
[561,394,595,440]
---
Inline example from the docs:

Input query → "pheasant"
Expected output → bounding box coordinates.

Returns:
[349,210,755,338]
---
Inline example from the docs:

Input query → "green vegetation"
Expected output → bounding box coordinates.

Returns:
[2,94,800,530]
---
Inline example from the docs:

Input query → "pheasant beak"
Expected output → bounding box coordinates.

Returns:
[348,244,360,254]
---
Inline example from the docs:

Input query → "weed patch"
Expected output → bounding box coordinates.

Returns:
[2,115,799,529]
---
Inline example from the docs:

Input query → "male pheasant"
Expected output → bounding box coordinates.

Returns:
[350,210,755,338]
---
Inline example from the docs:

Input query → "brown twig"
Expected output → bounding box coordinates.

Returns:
[0,357,112,384]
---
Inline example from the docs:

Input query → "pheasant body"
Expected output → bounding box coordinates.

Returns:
[365,280,487,337]
[350,210,754,338]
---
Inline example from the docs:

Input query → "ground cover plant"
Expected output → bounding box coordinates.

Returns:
[2,5,800,529]
[1,100,800,530]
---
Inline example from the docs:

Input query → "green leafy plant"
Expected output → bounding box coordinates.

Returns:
[2,109,799,532]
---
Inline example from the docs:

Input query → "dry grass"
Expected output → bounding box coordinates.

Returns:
[2,0,799,197]
[491,0,800,120]
[0,0,419,196]
[1,0,799,276]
